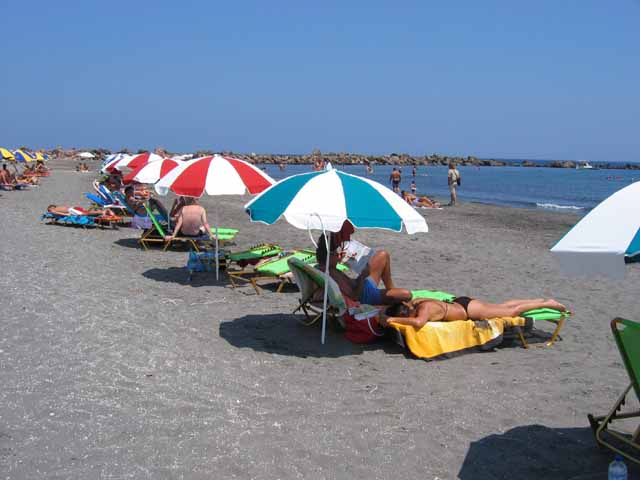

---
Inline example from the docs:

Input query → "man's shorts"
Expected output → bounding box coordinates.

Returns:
[360,277,383,305]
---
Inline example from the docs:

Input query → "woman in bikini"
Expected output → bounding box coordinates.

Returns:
[378,296,566,328]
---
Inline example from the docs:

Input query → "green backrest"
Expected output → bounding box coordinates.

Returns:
[287,257,347,316]
[143,203,166,237]
[256,250,316,276]
[612,318,640,401]
[412,289,456,302]
[228,244,283,262]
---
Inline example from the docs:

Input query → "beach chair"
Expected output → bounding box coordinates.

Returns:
[228,250,316,294]
[85,191,131,217]
[138,203,208,252]
[588,318,640,464]
[226,243,283,269]
[287,257,348,326]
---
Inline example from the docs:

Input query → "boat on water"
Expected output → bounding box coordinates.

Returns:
[576,161,595,170]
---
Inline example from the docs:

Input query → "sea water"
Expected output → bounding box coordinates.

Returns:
[260,163,638,213]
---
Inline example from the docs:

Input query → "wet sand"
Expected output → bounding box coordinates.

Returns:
[1,162,639,479]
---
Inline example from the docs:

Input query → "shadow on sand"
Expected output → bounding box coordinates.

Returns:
[219,313,391,359]
[114,238,143,249]
[458,424,639,479]
[142,267,231,287]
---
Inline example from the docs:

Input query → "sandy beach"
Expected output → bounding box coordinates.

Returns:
[2,163,639,479]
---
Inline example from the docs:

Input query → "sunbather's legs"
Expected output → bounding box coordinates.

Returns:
[368,250,394,289]
[466,299,566,320]
[500,298,544,307]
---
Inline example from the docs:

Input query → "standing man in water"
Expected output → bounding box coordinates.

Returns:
[389,167,401,194]
[447,162,461,206]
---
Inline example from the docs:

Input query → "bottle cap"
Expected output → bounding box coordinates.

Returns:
[614,454,624,461]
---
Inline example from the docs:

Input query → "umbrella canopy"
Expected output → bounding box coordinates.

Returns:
[119,152,163,172]
[245,168,429,234]
[13,149,34,163]
[101,154,131,173]
[550,181,640,279]
[78,151,95,159]
[155,154,275,279]
[155,154,275,198]
[0,148,15,161]
[244,167,428,344]
[123,158,179,185]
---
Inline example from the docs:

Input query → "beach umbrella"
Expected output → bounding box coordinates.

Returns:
[550,181,640,279]
[13,150,34,163]
[78,151,95,159]
[155,154,275,278]
[0,148,15,161]
[123,158,179,185]
[118,152,163,172]
[101,154,132,173]
[244,167,428,344]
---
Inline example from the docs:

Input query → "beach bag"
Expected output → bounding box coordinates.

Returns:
[343,301,385,344]
[457,176,461,186]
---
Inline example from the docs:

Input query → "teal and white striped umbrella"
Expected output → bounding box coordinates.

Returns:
[245,167,428,345]
[551,181,640,279]
[245,168,428,234]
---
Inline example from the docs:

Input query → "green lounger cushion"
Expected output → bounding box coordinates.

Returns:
[228,244,282,262]
[257,250,315,276]
[521,308,571,321]
[412,290,456,302]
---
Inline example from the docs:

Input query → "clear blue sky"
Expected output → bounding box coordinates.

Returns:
[2,1,639,161]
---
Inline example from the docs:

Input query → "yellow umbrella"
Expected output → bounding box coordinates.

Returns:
[0,148,15,161]
[34,151,46,161]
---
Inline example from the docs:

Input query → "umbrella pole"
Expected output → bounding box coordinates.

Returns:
[321,229,330,345]
[215,210,219,281]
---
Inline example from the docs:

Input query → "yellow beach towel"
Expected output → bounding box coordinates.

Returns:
[390,317,526,360]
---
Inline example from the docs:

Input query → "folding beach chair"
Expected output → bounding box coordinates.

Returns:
[287,257,348,326]
[85,191,131,217]
[588,318,640,464]
[138,203,208,252]
[228,250,317,294]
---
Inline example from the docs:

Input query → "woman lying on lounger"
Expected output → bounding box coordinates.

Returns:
[47,205,115,217]
[378,297,566,328]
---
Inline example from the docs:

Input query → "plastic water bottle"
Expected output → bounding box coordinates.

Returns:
[608,454,627,480]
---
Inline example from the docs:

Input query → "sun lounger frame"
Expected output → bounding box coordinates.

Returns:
[588,318,640,464]
[228,250,315,295]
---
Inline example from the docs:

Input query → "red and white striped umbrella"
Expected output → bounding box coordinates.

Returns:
[123,158,180,185]
[117,152,164,171]
[155,154,275,197]
[101,153,131,173]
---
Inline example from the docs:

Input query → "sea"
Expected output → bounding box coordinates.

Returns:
[259,162,638,213]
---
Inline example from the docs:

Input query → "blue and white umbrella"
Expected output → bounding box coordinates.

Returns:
[245,167,428,344]
[551,181,640,279]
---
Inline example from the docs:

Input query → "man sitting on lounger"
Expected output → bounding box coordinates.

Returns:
[47,205,115,217]
[124,186,169,218]
[0,164,15,187]
[316,234,411,306]
[165,197,211,240]
[378,297,566,328]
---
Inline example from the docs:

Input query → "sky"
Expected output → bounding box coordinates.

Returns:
[1,1,639,162]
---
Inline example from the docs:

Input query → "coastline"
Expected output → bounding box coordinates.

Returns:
[2,166,639,478]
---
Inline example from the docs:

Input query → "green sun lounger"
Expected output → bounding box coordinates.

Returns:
[228,249,316,294]
[227,243,283,268]
[139,203,238,252]
[411,289,569,348]
[288,257,348,327]
[588,318,640,465]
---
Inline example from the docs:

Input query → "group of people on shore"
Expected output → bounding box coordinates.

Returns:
[0,161,48,190]
[388,162,460,207]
